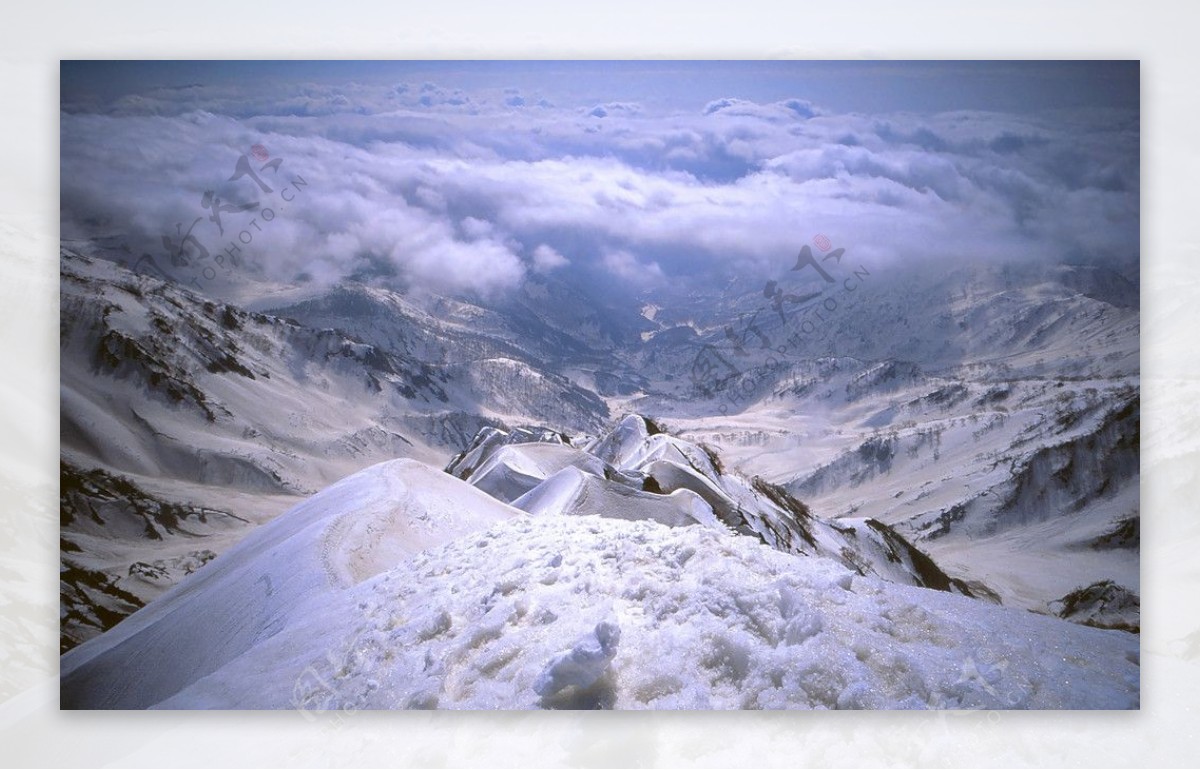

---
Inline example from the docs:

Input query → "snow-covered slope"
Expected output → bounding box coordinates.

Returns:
[62,455,1137,710]
[60,459,518,709]
[59,248,611,650]
[661,373,1139,619]
[60,247,609,499]
[620,260,1140,625]
[632,261,1138,399]
[258,280,619,429]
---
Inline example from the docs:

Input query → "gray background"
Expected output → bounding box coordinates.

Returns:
[0,1,1196,766]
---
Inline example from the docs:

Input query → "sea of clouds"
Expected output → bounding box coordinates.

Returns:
[60,71,1138,299]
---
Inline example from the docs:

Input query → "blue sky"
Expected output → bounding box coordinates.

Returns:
[62,60,1138,113]
[59,60,1139,298]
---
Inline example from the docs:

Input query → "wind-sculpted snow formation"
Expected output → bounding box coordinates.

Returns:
[452,415,979,596]
[61,417,1139,710]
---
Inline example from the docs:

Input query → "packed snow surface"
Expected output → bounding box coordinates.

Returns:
[165,514,1137,710]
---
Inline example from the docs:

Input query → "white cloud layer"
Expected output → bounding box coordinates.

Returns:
[60,72,1138,299]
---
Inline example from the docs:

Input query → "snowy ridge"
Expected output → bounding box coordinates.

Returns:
[512,466,720,530]
[467,443,607,504]
[451,416,977,597]
[60,460,517,708]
